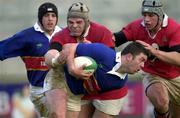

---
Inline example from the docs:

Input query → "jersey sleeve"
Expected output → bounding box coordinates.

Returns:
[50,31,62,44]
[122,22,135,41]
[76,43,113,61]
[0,32,27,60]
[168,20,180,48]
[99,27,115,48]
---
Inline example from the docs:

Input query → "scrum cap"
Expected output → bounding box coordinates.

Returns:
[67,2,90,37]
[38,2,58,25]
[67,2,89,21]
[142,0,164,21]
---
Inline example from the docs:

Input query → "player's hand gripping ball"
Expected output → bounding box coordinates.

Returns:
[74,56,97,74]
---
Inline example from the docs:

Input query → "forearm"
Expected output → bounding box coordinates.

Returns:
[64,43,92,79]
[45,49,60,68]
[65,44,77,74]
[153,50,180,66]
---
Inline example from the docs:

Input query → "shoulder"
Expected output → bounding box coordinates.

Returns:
[162,18,180,37]
[51,27,71,44]
[90,22,111,31]
[167,18,179,29]
[12,27,35,38]
[54,27,69,37]
[89,22,112,37]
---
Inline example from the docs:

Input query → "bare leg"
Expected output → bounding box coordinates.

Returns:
[146,83,170,118]
[78,103,95,118]
[66,110,80,118]
[92,109,115,118]
[45,89,67,118]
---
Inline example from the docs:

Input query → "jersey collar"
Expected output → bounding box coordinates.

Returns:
[82,25,90,38]
[107,52,127,79]
[33,22,62,40]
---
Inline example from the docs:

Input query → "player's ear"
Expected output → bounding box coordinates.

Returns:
[126,53,133,61]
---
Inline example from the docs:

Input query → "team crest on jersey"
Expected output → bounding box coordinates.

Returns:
[36,43,43,48]
[162,36,168,42]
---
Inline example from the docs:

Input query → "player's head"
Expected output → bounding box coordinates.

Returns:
[121,42,150,74]
[38,2,58,26]
[122,42,150,58]
[67,2,90,38]
[142,0,164,21]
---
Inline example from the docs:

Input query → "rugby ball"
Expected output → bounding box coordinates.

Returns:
[74,56,97,73]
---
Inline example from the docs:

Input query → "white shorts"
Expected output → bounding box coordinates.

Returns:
[44,67,127,115]
[81,97,126,115]
[44,68,83,111]
[29,85,48,117]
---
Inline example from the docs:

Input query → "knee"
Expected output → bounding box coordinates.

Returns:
[157,97,169,110]
[146,83,169,112]
[151,96,169,112]
[147,91,169,111]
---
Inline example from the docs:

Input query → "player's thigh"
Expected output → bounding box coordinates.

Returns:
[29,90,48,117]
[142,73,169,106]
[66,85,83,112]
[93,109,114,118]
[66,90,82,118]
[146,82,169,106]
[43,69,69,117]
[79,100,95,118]
[45,89,67,111]
[92,97,126,116]
[43,69,66,92]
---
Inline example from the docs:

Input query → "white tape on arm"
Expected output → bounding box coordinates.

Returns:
[51,53,60,67]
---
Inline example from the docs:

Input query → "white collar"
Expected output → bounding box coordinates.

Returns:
[162,14,168,27]
[82,25,90,38]
[33,22,62,41]
[107,52,127,79]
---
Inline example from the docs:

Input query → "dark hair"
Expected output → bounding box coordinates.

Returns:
[121,42,150,58]
[38,2,58,25]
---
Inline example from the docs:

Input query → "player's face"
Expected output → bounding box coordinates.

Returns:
[41,12,57,35]
[142,12,159,31]
[126,53,147,74]
[67,18,85,37]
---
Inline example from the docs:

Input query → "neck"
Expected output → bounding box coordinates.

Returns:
[117,67,126,74]
[149,22,162,37]
[117,56,126,74]
[46,30,54,36]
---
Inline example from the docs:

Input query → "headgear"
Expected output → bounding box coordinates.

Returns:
[67,2,90,37]
[142,0,164,21]
[38,2,58,25]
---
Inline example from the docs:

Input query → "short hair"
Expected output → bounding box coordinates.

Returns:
[121,42,150,58]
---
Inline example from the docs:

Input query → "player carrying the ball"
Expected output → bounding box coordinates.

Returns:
[44,42,150,118]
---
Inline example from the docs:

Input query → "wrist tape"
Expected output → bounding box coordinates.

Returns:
[51,53,60,67]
